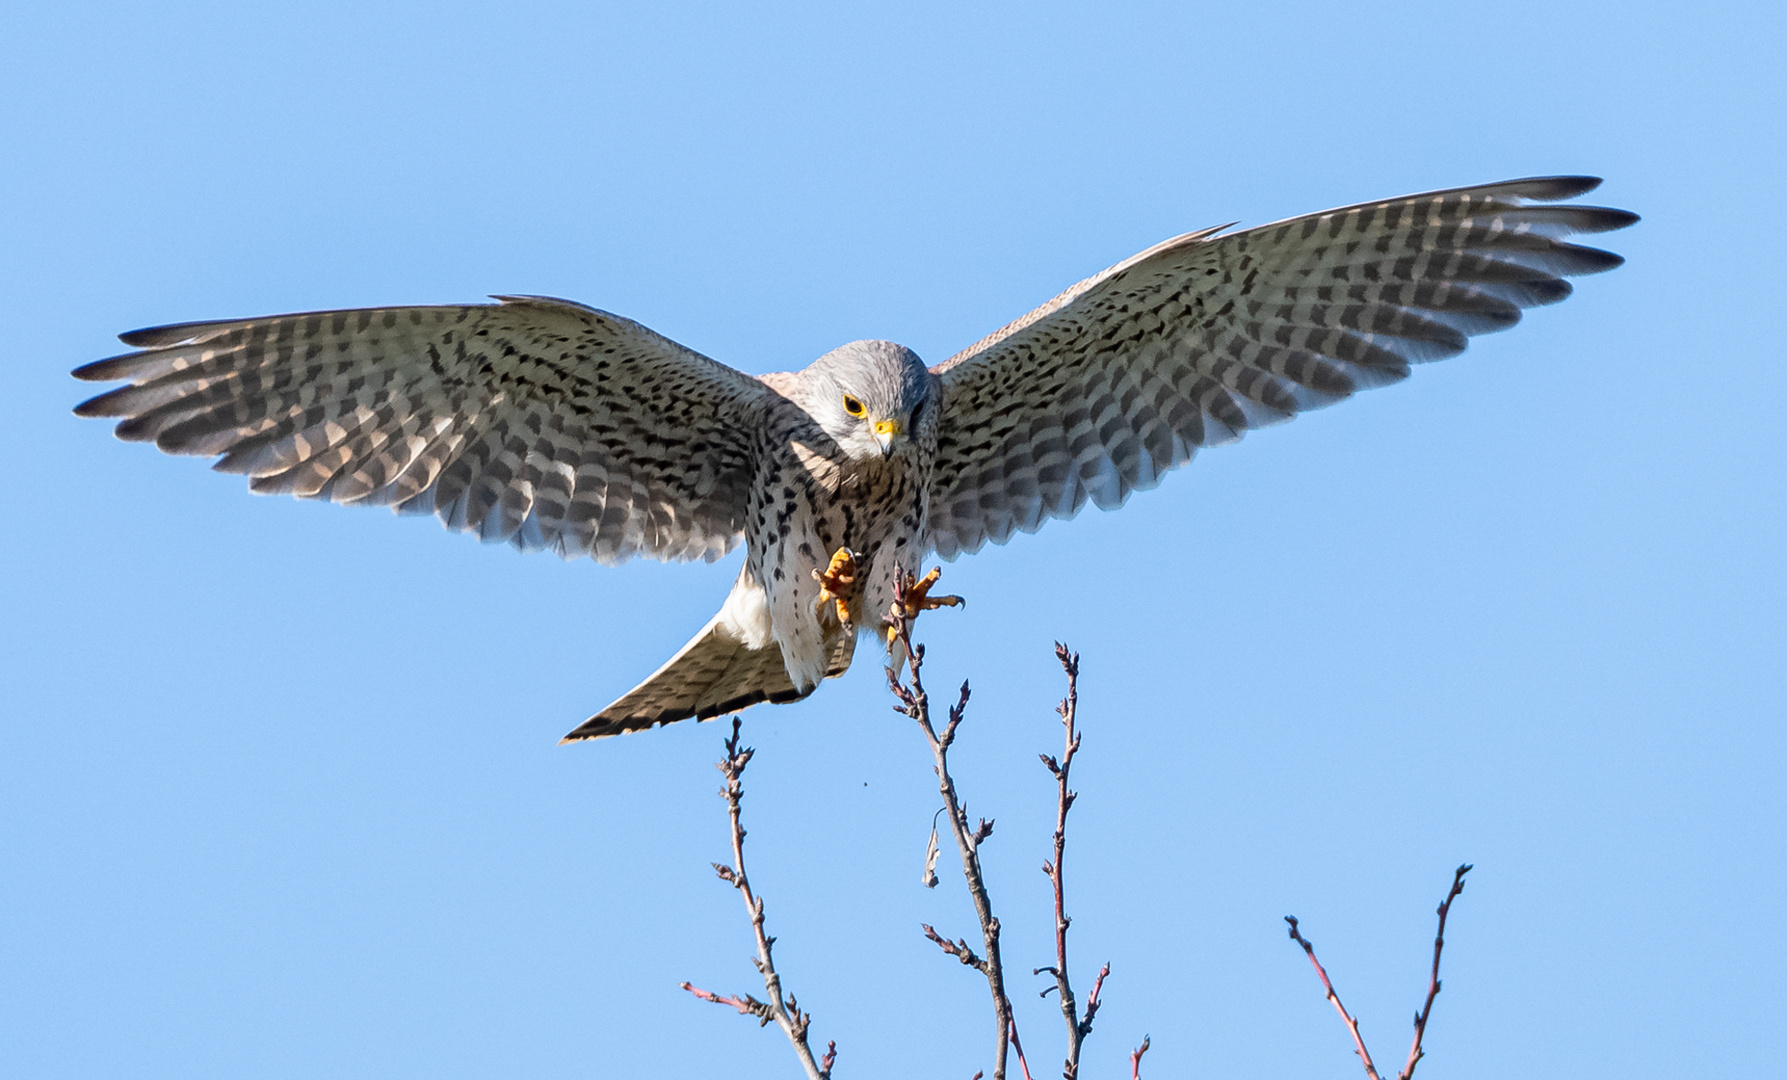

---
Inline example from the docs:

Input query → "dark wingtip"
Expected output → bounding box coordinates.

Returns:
[1557,242,1627,274]
[71,391,115,418]
[117,320,216,348]
[118,326,172,347]
[1568,206,1642,233]
[1521,175,1603,201]
[72,353,142,382]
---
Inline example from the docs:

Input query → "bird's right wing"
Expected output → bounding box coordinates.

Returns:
[74,296,769,564]
[925,177,1637,559]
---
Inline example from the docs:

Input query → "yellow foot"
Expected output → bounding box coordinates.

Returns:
[900,566,964,618]
[813,547,862,625]
[883,567,965,649]
[882,567,963,679]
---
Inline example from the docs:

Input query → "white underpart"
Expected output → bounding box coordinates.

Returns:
[767,545,829,693]
[716,564,775,651]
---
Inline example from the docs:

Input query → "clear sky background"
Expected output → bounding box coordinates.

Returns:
[3,2,1781,1077]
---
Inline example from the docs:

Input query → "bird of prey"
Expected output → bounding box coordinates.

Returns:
[73,176,1635,741]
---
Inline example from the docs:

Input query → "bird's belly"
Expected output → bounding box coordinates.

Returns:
[746,458,926,689]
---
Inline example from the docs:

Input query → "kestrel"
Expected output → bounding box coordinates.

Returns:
[72,176,1635,741]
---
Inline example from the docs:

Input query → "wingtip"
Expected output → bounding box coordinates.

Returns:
[1520,175,1604,201]
[71,352,143,382]
[70,392,111,418]
[117,324,195,348]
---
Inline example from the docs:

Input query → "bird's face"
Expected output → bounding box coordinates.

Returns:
[803,340,938,462]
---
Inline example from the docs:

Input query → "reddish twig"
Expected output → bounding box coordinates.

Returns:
[1082,964,1108,1033]
[1285,916,1381,1080]
[680,981,767,1020]
[1032,644,1109,1080]
[685,717,832,1080]
[1285,864,1474,1080]
[889,568,1014,1080]
[1008,1018,1035,1080]
[1129,1035,1150,1079]
[1401,865,1472,1080]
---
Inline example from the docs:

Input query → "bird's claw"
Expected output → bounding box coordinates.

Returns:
[814,547,862,625]
[883,567,964,648]
[900,566,964,618]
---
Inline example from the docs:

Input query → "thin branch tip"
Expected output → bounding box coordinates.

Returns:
[696,718,831,1078]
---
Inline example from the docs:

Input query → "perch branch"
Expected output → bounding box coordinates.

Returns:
[888,568,1014,1080]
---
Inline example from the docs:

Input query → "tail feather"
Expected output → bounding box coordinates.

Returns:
[561,614,855,742]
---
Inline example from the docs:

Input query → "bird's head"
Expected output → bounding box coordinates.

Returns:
[801,340,938,461]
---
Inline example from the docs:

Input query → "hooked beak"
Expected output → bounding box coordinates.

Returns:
[872,417,903,457]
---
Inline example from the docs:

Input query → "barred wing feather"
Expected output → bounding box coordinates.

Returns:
[74,296,768,564]
[925,176,1637,559]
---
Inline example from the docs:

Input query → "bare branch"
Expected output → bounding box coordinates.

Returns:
[1008,1018,1036,1080]
[680,981,770,1022]
[922,923,987,971]
[1400,864,1472,1080]
[1080,963,1109,1039]
[1286,865,1474,1080]
[889,568,1015,1080]
[1038,643,1105,1079]
[1285,915,1381,1080]
[687,717,833,1080]
[1129,1036,1150,1080]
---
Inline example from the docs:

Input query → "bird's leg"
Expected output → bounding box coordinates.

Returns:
[883,567,964,677]
[813,547,862,626]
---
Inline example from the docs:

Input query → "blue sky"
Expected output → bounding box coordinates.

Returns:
[3,2,1782,1077]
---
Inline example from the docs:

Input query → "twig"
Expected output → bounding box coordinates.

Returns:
[679,981,766,1018]
[922,923,986,969]
[1285,864,1474,1080]
[1401,865,1472,1080]
[888,569,1014,1080]
[1129,1036,1150,1080]
[1008,1018,1035,1080]
[1032,644,1108,1080]
[682,717,832,1080]
[1285,915,1381,1080]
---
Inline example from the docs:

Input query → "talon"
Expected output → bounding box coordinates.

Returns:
[901,566,964,617]
[813,547,862,625]
[881,567,964,681]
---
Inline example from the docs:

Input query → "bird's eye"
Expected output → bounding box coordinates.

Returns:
[841,395,866,418]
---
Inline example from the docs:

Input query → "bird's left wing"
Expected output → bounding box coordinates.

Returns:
[925,177,1637,559]
[74,296,769,564]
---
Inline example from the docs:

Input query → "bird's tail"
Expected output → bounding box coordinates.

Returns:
[560,588,855,743]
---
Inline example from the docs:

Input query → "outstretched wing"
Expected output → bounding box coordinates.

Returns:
[74,296,768,564]
[925,176,1637,559]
